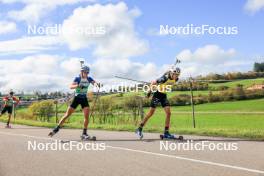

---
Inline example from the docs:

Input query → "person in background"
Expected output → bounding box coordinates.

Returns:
[0,89,20,128]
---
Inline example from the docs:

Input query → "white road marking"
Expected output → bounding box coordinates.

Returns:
[1,131,264,175]
[0,131,58,141]
[106,145,264,175]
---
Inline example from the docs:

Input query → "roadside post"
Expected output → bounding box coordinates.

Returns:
[189,77,196,128]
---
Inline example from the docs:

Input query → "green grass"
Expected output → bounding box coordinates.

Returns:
[209,78,264,89]
[142,99,264,139]
[1,113,263,140]
[2,98,264,140]
[154,98,264,112]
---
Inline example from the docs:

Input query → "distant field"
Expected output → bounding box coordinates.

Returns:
[156,98,264,112]
[209,78,264,89]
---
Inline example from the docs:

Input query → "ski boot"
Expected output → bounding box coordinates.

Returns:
[135,127,143,139]
[81,134,96,141]
[160,132,183,140]
[48,127,60,137]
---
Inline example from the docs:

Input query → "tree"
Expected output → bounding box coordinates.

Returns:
[96,97,113,124]
[234,84,246,100]
[29,100,54,122]
[123,96,142,124]
[254,62,264,72]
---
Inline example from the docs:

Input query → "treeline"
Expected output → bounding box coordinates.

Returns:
[168,86,264,106]
[170,70,264,91]
[254,62,264,72]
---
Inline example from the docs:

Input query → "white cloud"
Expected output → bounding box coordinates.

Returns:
[61,2,148,58]
[0,55,64,91]
[2,2,148,60]
[1,0,95,24]
[92,58,157,80]
[244,0,264,14]
[0,36,62,55]
[60,57,83,76]
[177,44,236,64]
[175,44,253,78]
[88,58,166,89]
[0,55,164,93]
[0,55,81,93]
[0,0,94,5]
[8,3,55,24]
[0,49,250,93]
[0,21,16,34]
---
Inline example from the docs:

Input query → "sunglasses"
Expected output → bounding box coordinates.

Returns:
[172,72,180,75]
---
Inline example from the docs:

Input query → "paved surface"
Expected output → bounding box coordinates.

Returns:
[0,123,263,176]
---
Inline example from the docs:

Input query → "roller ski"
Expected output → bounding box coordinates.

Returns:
[160,132,183,140]
[135,127,143,140]
[80,134,96,141]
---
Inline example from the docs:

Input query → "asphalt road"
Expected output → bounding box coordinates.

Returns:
[0,123,263,176]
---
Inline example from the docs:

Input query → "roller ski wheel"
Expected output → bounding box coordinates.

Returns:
[160,134,183,141]
[81,134,96,141]
[5,125,11,129]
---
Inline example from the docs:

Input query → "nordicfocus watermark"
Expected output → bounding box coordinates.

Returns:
[160,140,238,151]
[92,82,172,93]
[27,24,106,36]
[160,24,238,36]
[28,140,106,151]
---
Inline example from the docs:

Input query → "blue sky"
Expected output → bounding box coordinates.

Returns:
[0,0,263,92]
[126,0,264,63]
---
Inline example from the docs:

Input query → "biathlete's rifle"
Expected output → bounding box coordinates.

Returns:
[170,57,181,69]
[174,57,181,66]
[80,59,85,67]
[79,59,100,121]
[56,59,88,109]
[12,100,16,122]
